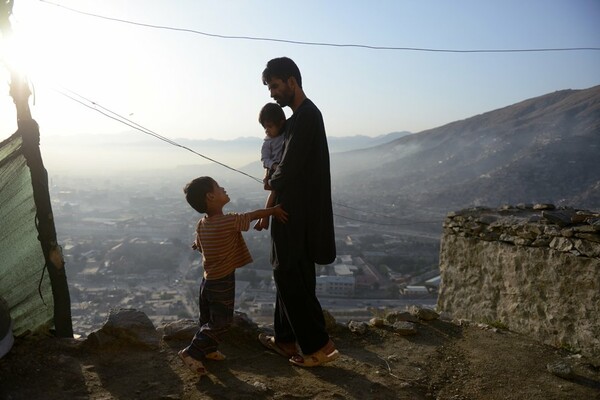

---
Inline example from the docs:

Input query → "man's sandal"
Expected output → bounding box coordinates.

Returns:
[178,349,207,375]
[258,333,298,358]
[205,350,226,361]
[289,340,340,367]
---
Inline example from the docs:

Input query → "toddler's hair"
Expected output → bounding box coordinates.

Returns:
[259,102,285,126]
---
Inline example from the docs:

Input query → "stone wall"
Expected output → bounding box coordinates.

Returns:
[438,204,600,361]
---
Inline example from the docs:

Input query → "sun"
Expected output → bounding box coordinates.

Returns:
[0,1,143,136]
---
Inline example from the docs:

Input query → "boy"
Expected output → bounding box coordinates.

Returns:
[179,176,287,375]
[254,102,286,231]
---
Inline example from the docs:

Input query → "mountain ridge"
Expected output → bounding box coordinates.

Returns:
[332,85,600,214]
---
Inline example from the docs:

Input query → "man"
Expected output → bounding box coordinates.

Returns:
[258,57,339,367]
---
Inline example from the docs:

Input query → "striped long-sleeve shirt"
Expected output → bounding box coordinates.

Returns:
[195,212,253,280]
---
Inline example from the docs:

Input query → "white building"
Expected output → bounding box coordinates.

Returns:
[333,264,357,277]
[401,285,430,296]
[316,275,355,297]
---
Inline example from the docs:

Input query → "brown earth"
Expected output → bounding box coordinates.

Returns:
[1,315,599,400]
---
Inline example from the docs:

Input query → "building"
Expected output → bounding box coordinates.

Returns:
[316,275,355,297]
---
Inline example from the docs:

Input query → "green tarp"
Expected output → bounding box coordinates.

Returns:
[0,121,72,337]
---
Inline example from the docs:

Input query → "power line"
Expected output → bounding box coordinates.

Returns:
[54,86,443,227]
[38,0,600,54]
[54,87,263,184]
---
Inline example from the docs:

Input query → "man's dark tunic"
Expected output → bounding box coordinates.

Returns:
[270,98,336,354]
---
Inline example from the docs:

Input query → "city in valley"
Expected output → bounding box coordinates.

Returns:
[50,172,440,336]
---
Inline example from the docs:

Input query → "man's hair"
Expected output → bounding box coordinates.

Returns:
[259,102,286,126]
[183,176,215,213]
[262,57,302,89]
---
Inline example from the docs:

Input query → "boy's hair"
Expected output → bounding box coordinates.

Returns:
[183,176,215,213]
[262,57,302,89]
[259,103,286,126]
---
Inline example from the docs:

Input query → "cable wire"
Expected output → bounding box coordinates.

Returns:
[54,87,444,227]
[38,0,600,54]
[54,87,263,184]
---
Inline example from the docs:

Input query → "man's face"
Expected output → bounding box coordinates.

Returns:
[267,77,294,108]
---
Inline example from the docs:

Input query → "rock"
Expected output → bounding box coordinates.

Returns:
[549,237,573,252]
[391,321,417,335]
[231,311,258,332]
[477,215,498,225]
[572,224,600,233]
[322,309,340,333]
[348,321,368,335]
[409,306,439,321]
[543,209,577,226]
[546,360,574,380]
[161,319,198,341]
[440,205,600,361]
[574,232,600,243]
[516,203,534,210]
[86,308,159,349]
[513,237,532,246]
[499,233,517,244]
[385,311,419,324]
[369,317,385,327]
[531,237,551,247]
[560,228,575,238]
[534,203,555,210]
[439,311,453,321]
[253,381,269,392]
[572,239,600,258]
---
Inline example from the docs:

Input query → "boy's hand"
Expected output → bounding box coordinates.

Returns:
[273,204,288,223]
[253,218,270,231]
[192,241,202,253]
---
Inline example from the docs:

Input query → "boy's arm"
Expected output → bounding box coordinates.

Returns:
[248,204,288,223]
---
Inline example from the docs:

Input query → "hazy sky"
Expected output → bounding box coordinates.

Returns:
[1,0,599,144]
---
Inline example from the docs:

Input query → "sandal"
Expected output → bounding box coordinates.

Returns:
[258,333,298,358]
[289,340,340,368]
[178,349,207,375]
[205,350,226,361]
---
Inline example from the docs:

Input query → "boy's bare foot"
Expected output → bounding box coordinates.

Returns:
[178,349,207,375]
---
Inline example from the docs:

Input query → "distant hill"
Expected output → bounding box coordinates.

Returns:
[332,86,600,214]
[326,131,412,152]
[38,130,408,175]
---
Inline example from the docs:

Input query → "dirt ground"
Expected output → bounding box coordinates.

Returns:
[1,315,599,400]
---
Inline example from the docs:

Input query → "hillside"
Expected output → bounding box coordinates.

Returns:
[1,312,599,400]
[332,86,600,216]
